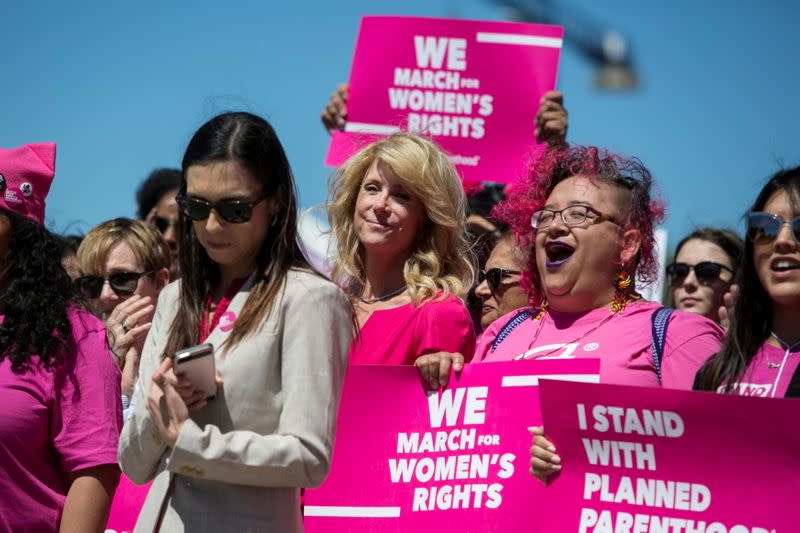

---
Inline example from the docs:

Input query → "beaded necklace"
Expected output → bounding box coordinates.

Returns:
[199,277,248,342]
[525,295,641,359]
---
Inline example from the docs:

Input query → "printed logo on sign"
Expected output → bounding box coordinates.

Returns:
[720,382,772,397]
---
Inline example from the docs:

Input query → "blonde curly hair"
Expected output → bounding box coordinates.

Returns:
[328,132,475,304]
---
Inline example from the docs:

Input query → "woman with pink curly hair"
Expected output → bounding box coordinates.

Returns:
[413,146,724,481]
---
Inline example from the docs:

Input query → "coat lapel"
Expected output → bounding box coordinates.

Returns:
[204,272,257,356]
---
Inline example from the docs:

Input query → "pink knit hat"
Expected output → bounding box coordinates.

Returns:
[0,142,56,226]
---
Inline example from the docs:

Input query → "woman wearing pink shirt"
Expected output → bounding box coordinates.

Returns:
[328,132,476,365]
[418,146,723,389]
[0,143,122,532]
[410,146,724,481]
[695,167,800,398]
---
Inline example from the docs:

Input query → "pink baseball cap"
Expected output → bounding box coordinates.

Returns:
[0,142,56,226]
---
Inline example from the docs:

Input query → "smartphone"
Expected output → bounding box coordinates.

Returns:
[174,343,217,399]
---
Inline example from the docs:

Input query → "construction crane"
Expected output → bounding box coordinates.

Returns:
[492,0,639,89]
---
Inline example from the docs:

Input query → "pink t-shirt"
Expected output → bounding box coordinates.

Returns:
[723,341,800,398]
[0,308,122,532]
[349,295,476,365]
[475,301,723,390]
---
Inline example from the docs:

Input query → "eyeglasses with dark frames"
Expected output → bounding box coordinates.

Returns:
[747,212,800,245]
[666,262,733,288]
[176,194,269,224]
[75,271,155,299]
[478,267,521,293]
[531,205,618,229]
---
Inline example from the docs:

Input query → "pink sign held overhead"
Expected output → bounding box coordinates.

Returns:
[304,359,599,532]
[325,15,563,185]
[538,380,800,533]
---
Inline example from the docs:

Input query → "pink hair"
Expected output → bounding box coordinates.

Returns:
[493,145,666,305]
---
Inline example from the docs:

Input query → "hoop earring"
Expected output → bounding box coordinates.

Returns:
[269,213,279,227]
[610,270,633,314]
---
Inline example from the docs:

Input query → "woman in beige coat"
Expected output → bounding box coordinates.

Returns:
[118,112,351,532]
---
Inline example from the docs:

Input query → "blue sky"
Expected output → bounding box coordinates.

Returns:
[3,0,799,251]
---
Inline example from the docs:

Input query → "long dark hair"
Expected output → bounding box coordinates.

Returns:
[0,211,76,369]
[696,167,800,391]
[163,112,305,358]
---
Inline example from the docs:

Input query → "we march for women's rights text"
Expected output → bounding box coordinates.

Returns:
[388,386,517,512]
[389,36,494,143]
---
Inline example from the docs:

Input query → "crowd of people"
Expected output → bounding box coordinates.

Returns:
[0,83,797,532]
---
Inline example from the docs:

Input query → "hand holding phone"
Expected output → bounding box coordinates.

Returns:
[174,343,217,400]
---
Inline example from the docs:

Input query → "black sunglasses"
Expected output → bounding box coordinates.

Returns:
[75,271,154,299]
[666,262,733,288]
[176,194,268,224]
[747,212,800,245]
[154,216,177,234]
[478,268,521,293]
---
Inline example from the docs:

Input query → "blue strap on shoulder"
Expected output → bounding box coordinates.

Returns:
[490,308,536,353]
[650,306,674,386]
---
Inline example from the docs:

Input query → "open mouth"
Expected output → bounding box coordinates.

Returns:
[771,259,800,272]
[545,241,575,267]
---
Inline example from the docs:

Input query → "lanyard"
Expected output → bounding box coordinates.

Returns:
[199,278,247,343]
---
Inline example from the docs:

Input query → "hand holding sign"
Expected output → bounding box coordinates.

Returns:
[414,351,466,389]
[322,83,349,133]
[534,91,568,146]
[325,16,564,185]
[324,84,568,147]
[527,425,560,482]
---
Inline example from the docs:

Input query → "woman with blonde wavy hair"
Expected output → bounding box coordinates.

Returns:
[329,132,476,365]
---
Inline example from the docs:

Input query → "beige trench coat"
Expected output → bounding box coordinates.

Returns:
[118,269,351,532]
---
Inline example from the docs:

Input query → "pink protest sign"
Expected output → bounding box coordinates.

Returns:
[538,380,800,533]
[104,475,150,533]
[325,15,563,185]
[304,358,599,532]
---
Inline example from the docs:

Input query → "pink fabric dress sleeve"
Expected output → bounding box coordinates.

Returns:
[414,296,476,362]
[659,311,724,390]
[51,311,122,473]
